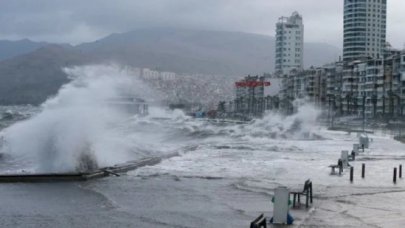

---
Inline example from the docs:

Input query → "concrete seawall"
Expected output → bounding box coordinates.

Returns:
[0,156,168,183]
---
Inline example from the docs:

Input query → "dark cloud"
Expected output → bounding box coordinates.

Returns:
[0,0,403,48]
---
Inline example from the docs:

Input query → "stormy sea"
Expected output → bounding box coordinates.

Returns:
[0,65,405,227]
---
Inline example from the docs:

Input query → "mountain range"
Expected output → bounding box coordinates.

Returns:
[0,39,50,61]
[0,28,341,105]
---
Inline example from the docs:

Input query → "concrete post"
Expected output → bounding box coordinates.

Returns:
[394,168,397,184]
[341,150,349,168]
[350,167,354,182]
[273,187,289,224]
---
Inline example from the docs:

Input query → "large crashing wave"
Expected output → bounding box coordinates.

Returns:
[0,65,149,173]
[0,65,323,173]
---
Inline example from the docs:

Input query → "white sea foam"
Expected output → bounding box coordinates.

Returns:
[247,100,322,139]
[0,66,324,174]
[0,65,154,172]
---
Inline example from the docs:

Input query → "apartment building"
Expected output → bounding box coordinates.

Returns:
[343,0,387,62]
[275,12,304,75]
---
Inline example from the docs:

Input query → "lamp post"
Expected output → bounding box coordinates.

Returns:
[289,96,294,114]
[328,95,331,125]
[275,96,280,110]
[337,95,342,116]
[228,101,234,114]
[382,95,386,119]
[371,94,377,118]
[265,95,271,110]
[327,94,336,127]
[353,96,358,115]
[346,93,352,115]
[388,91,401,119]
[362,95,366,132]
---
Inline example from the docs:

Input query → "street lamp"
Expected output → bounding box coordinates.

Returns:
[371,94,377,118]
[346,93,352,115]
[274,96,280,110]
[362,95,366,132]
[327,94,336,127]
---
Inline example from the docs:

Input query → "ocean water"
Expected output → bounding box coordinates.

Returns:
[1,65,405,227]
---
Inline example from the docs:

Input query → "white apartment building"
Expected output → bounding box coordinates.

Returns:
[343,0,387,62]
[275,12,304,75]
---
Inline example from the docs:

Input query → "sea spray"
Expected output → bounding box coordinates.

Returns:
[170,100,323,140]
[0,68,324,173]
[241,100,322,139]
[0,65,152,173]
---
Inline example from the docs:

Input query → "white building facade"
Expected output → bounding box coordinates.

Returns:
[275,12,304,76]
[343,0,387,62]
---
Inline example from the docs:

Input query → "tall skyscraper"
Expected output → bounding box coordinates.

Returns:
[343,0,387,62]
[275,12,304,75]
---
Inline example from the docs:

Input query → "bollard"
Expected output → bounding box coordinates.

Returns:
[400,165,402,179]
[394,168,397,184]
[350,167,354,182]
[341,151,349,168]
[362,163,365,178]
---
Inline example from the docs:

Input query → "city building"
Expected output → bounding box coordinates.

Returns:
[234,76,271,117]
[141,68,160,79]
[272,0,405,121]
[279,68,326,106]
[275,12,304,75]
[160,71,176,81]
[343,0,387,62]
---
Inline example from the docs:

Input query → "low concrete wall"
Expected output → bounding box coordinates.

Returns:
[0,156,170,183]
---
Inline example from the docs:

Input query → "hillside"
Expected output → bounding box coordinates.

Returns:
[0,45,92,105]
[0,39,50,61]
[77,28,340,75]
[0,28,341,105]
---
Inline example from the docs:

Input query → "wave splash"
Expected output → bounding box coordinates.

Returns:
[170,101,323,140]
[0,65,149,173]
[0,65,323,174]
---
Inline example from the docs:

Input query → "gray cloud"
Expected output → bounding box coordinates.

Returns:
[0,0,403,48]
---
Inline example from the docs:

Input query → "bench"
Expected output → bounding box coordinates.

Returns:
[289,179,313,208]
[250,214,267,228]
[329,164,340,175]
[329,159,344,175]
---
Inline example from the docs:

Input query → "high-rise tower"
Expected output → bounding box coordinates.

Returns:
[343,0,387,62]
[275,12,304,75]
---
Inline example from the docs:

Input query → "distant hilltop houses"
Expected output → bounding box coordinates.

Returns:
[122,66,235,110]
[128,67,177,81]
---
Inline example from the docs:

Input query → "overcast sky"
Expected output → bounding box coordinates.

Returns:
[0,0,404,48]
